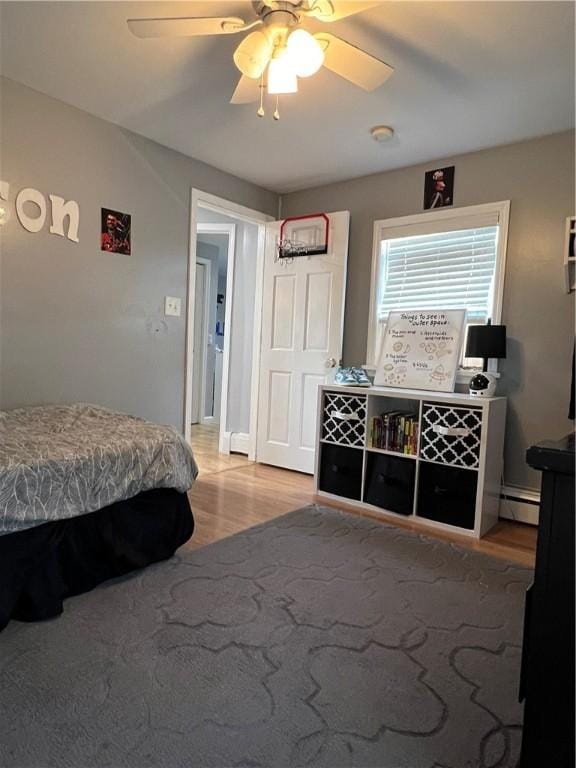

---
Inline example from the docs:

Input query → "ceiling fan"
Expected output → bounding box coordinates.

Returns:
[127,1,393,119]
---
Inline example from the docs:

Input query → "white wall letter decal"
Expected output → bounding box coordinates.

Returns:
[0,180,9,201]
[49,195,80,242]
[16,187,46,233]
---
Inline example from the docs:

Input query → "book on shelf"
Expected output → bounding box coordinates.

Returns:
[370,411,419,455]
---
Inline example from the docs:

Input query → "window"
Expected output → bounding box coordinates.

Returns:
[367,202,510,373]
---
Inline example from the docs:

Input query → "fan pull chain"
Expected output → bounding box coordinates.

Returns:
[273,95,280,121]
[257,73,265,117]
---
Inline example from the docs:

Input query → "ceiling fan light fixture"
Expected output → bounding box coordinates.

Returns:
[286,29,324,77]
[127,3,395,120]
[267,54,298,94]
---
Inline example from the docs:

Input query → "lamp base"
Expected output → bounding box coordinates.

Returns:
[469,372,497,398]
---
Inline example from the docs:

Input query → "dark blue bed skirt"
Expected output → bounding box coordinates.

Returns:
[0,488,194,633]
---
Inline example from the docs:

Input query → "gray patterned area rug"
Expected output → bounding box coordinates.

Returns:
[0,505,532,768]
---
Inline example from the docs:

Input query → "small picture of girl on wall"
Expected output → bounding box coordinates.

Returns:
[424,166,454,209]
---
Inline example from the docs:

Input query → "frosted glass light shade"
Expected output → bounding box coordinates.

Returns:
[233,31,273,79]
[267,55,298,94]
[286,29,324,77]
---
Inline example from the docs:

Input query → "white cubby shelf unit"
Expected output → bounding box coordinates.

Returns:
[314,384,507,539]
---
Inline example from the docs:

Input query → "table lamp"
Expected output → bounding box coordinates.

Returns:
[466,320,507,397]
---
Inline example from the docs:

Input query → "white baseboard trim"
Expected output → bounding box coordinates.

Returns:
[499,485,540,526]
[218,431,250,455]
[230,432,250,455]
[219,431,231,454]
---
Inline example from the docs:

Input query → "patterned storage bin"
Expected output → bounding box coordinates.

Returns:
[322,392,367,447]
[420,403,482,469]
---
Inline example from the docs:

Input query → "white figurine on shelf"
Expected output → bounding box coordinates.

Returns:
[466,321,507,398]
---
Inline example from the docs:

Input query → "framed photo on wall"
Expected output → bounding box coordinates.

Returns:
[101,208,131,254]
[424,166,455,210]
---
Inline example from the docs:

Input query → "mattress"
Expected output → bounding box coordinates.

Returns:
[0,403,198,535]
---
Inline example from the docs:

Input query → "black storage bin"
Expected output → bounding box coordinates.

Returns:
[417,461,478,530]
[319,444,363,501]
[364,453,415,516]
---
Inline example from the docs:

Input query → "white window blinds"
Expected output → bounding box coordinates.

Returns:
[377,225,499,322]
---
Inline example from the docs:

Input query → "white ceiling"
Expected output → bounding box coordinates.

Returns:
[1,1,573,193]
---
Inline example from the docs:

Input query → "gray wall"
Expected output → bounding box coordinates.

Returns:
[2,76,572,489]
[281,132,575,490]
[0,77,277,430]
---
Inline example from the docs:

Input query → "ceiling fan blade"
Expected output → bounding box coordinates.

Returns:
[315,33,393,91]
[233,31,273,78]
[127,16,247,38]
[230,75,260,104]
[305,1,381,22]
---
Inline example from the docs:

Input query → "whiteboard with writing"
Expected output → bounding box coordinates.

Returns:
[374,310,467,392]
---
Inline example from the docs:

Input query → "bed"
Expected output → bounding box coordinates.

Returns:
[0,403,198,632]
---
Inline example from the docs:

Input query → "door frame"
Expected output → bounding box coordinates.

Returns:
[192,256,211,426]
[196,224,236,442]
[185,188,274,458]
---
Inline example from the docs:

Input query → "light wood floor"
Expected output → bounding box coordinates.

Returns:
[190,423,251,475]
[187,424,537,567]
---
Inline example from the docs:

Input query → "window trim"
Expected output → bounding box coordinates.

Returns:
[365,201,510,369]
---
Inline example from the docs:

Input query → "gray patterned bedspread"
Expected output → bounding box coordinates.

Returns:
[0,404,198,535]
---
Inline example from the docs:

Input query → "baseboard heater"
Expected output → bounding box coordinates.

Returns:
[499,485,540,526]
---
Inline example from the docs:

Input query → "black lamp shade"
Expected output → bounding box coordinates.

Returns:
[466,324,507,360]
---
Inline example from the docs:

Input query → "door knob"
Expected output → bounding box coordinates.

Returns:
[326,357,337,368]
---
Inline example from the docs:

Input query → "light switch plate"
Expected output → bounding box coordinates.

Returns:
[165,296,181,317]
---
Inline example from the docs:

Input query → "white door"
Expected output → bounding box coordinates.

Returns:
[256,211,349,473]
[191,261,207,424]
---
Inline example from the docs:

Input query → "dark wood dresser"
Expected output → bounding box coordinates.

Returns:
[520,433,575,768]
